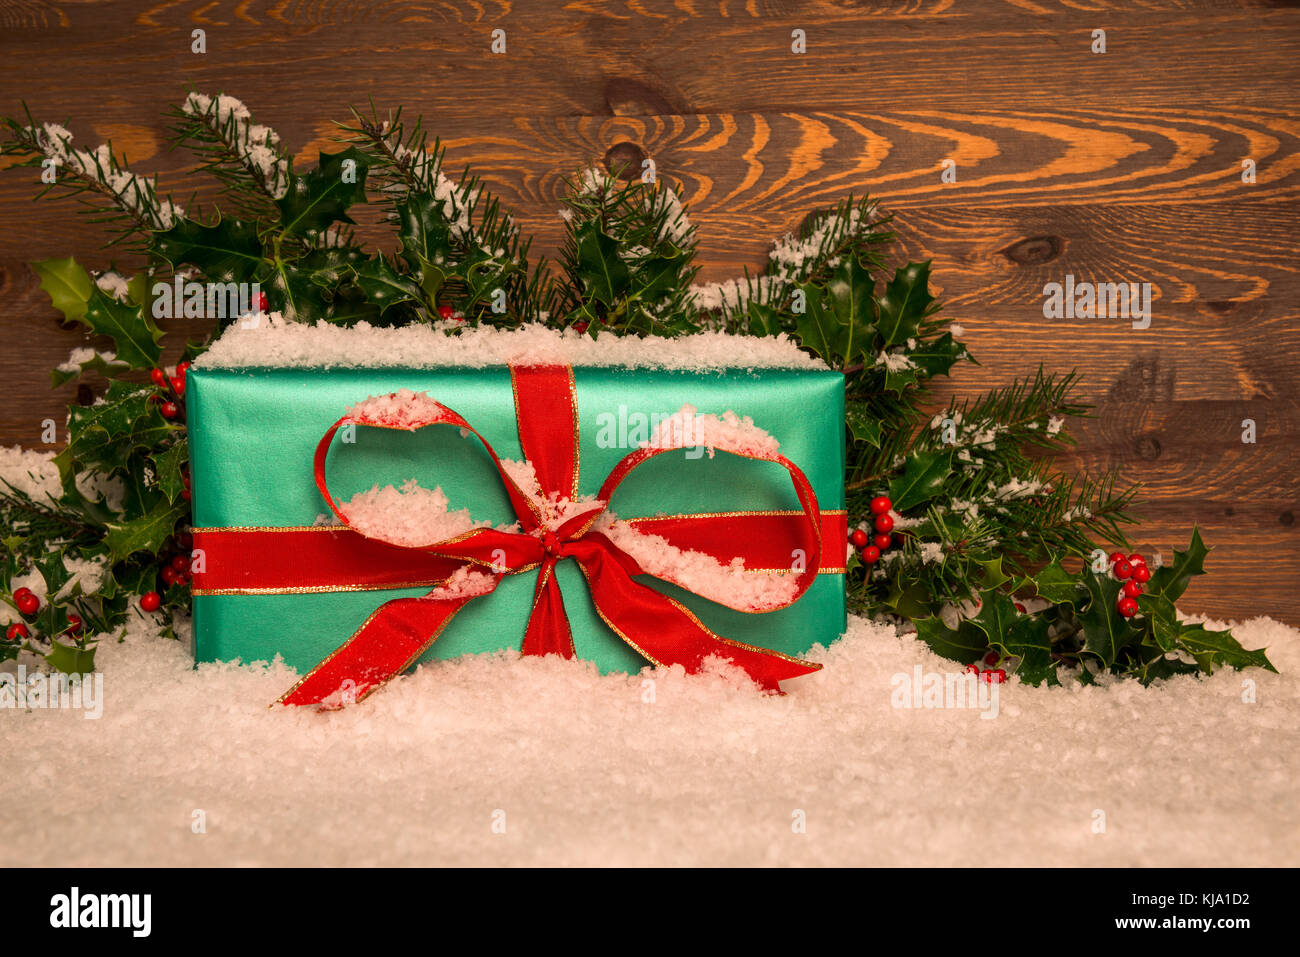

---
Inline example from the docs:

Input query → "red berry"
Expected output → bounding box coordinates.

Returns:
[175,572,191,587]
[12,586,32,601]
[161,401,179,419]
[869,496,892,514]
[178,530,193,549]
[986,669,1007,684]
[850,528,870,548]
[170,376,186,397]
[874,513,894,533]
[182,488,191,501]
[1108,551,1127,565]
[1014,601,1027,613]
[861,546,881,564]
[66,613,82,634]
[255,292,269,312]
[139,591,162,612]
[1122,580,1143,598]
[983,650,1000,665]
[1117,597,1139,618]
[6,622,28,642]
[965,664,980,675]
[1113,559,1133,580]
[573,321,589,334]
[15,592,39,616]
[160,566,177,586]
[1132,564,1151,583]
[150,368,168,388]
[874,533,892,551]
[177,360,191,379]
[437,305,456,321]
[171,554,190,573]
[1127,553,1145,566]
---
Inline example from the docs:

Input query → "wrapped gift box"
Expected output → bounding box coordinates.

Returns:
[186,323,846,699]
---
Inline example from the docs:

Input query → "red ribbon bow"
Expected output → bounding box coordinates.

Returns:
[194,365,839,707]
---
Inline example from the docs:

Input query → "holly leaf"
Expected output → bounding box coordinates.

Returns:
[845,404,882,447]
[43,639,97,676]
[277,147,371,240]
[1146,527,1209,604]
[51,350,129,387]
[396,193,456,271]
[997,615,1058,686]
[104,499,186,564]
[153,215,263,285]
[574,220,631,305]
[1033,559,1083,606]
[81,289,163,370]
[875,261,935,347]
[151,441,189,505]
[795,257,876,368]
[1079,573,1140,667]
[744,300,784,338]
[1174,624,1276,674]
[351,258,423,315]
[913,616,987,665]
[31,256,94,323]
[967,588,1019,649]
[888,450,952,511]
[907,332,969,379]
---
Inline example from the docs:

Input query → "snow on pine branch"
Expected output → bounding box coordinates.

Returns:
[27,123,182,229]
[182,92,290,199]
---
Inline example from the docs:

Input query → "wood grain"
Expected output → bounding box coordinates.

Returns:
[0,0,1297,622]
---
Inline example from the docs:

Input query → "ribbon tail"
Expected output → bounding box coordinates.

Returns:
[277,590,484,708]
[568,539,821,691]
[521,559,576,659]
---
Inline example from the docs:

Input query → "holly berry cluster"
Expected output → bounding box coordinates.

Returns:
[1109,550,1151,618]
[849,495,897,565]
[966,659,1007,683]
[148,359,191,436]
[4,587,82,643]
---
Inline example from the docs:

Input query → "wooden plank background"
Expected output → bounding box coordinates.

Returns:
[0,0,1296,622]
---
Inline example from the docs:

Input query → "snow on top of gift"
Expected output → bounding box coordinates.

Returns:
[346,389,451,430]
[642,405,781,458]
[195,315,827,373]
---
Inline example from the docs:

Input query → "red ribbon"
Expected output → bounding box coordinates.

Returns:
[194,365,838,707]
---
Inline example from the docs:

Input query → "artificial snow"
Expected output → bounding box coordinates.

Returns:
[196,316,827,372]
[2,446,1296,866]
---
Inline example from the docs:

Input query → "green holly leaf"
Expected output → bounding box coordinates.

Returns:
[1146,527,1209,604]
[104,498,186,565]
[795,257,876,368]
[1033,559,1083,606]
[875,261,935,347]
[888,450,952,511]
[992,614,1058,686]
[1079,573,1140,667]
[845,404,882,447]
[151,441,189,505]
[81,289,163,370]
[396,193,456,271]
[574,220,631,305]
[277,147,371,240]
[153,215,263,285]
[743,300,784,337]
[1174,624,1276,674]
[977,556,1011,591]
[351,258,424,315]
[43,639,98,676]
[51,350,129,387]
[913,616,987,665]
[31,256,94,323]
[907,332,969,379]
[967,588,1019,648]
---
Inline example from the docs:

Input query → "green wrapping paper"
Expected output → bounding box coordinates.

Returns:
[187,364,846,676]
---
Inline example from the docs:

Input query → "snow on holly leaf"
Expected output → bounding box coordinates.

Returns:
[887,450,952,512]
[153,215,262,286]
